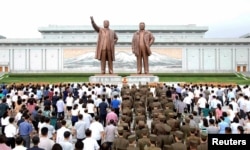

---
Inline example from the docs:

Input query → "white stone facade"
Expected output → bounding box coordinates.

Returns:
[0,25,250,73]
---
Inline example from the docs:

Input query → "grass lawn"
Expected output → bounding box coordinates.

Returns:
[0,73,250,85]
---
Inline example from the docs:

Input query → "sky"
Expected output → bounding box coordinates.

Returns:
[0,0,250,38]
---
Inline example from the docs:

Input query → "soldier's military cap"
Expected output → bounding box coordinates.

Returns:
[185,117,190,123]
[190,127,196,133]
[152,113,159,118]
[117,127,124,134]
[123,123,129,127]
[169,112,177,118]
[141,128,148,135]
[200,132,208,140]
[135,95,141,100]
[153,97,159,101]
[174,131,184,139]
[150,134,157,142]
[128,135,136,142]
[138,121,145,127]
[159,115,166,121]
[164,125,172,133]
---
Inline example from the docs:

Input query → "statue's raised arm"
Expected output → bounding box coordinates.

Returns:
[90,16,100,32]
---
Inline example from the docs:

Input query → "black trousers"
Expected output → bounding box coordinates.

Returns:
[6,137,15,149]
[114,108,119,118]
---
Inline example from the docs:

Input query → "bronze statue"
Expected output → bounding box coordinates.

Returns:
[90,16,118,74]
[132,22,155,74]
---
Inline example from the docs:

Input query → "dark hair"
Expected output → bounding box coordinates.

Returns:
[110,119,114,124]
[45,117,50,123]
[15,136,23,145]
[17,99,22,105]
[217,104,221,110]
[203,118,209,127]
[41,127,48,136]
[85,129,92,137]
[2,111,8,119]
[75,141,84,150]
[225,127,232,134]
[64,131,71,139]
[32,136,40,145]
[78,114,83,120]
[209,118,215,125]
[52,143,63,150]
[61,120,66,126]
[73,104,78,110]
[101,142,109,150]
[0,135,6,143]
[222,112,228,117]
[9,117,14,123]
[205,103,209,108]
[233,117,239,123]
[95,115,99,121]
[24,114,30,120]
[238,126,244,134]
[229,104,233,110]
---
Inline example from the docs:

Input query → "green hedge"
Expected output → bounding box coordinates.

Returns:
[7,73,236,78]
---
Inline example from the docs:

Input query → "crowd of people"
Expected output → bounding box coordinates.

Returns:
[0,82,249,150]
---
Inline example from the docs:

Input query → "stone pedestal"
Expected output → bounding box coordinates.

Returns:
[126,74,159,84]
[89,74,122,84]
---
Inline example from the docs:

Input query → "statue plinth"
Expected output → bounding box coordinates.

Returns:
[126,74,159,84]
[89,74,122,84]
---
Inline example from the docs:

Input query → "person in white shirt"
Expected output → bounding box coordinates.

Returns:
[13,136,27,150]
[83,129,100,150]
[59,131,74,150]
[66,93,74,119]
[1,111,10,136]
[243,95,250,114]
[56,98,65,119]
[87,100,96,117]
[228,104,235,122]
[6,95,12,108]
[4,117,17,149]
[210,95,218,113]
[56,120,71,143]
[231,117,241,134]
[89,116,104,146]
[95,95,102,116]
[82,109,92,129]
[183,94,192,113]
[229,98,239,114]
[71,104,80,126]
[39,127,55,150]
[197,93,207,116]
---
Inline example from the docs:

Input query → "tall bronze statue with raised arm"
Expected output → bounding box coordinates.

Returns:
[90,16,118,74]
[132,22,155,74]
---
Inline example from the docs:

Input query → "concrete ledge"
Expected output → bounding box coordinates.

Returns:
[89,75,122,84]
[126,75,159,84]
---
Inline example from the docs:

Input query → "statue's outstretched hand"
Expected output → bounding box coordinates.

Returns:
[90,16,94,21]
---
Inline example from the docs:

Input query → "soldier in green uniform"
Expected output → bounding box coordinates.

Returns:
[197,133,207,150]
[180,117,191,141]
[170,131,187,150]
[127,135,139,150]
[186,127,200,150]
[137,128,151,150]
[113,127,129,150]
[135,121,149,140]
[145,134,161,150]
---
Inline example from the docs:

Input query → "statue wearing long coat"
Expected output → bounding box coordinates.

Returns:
[91,21,118,61]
